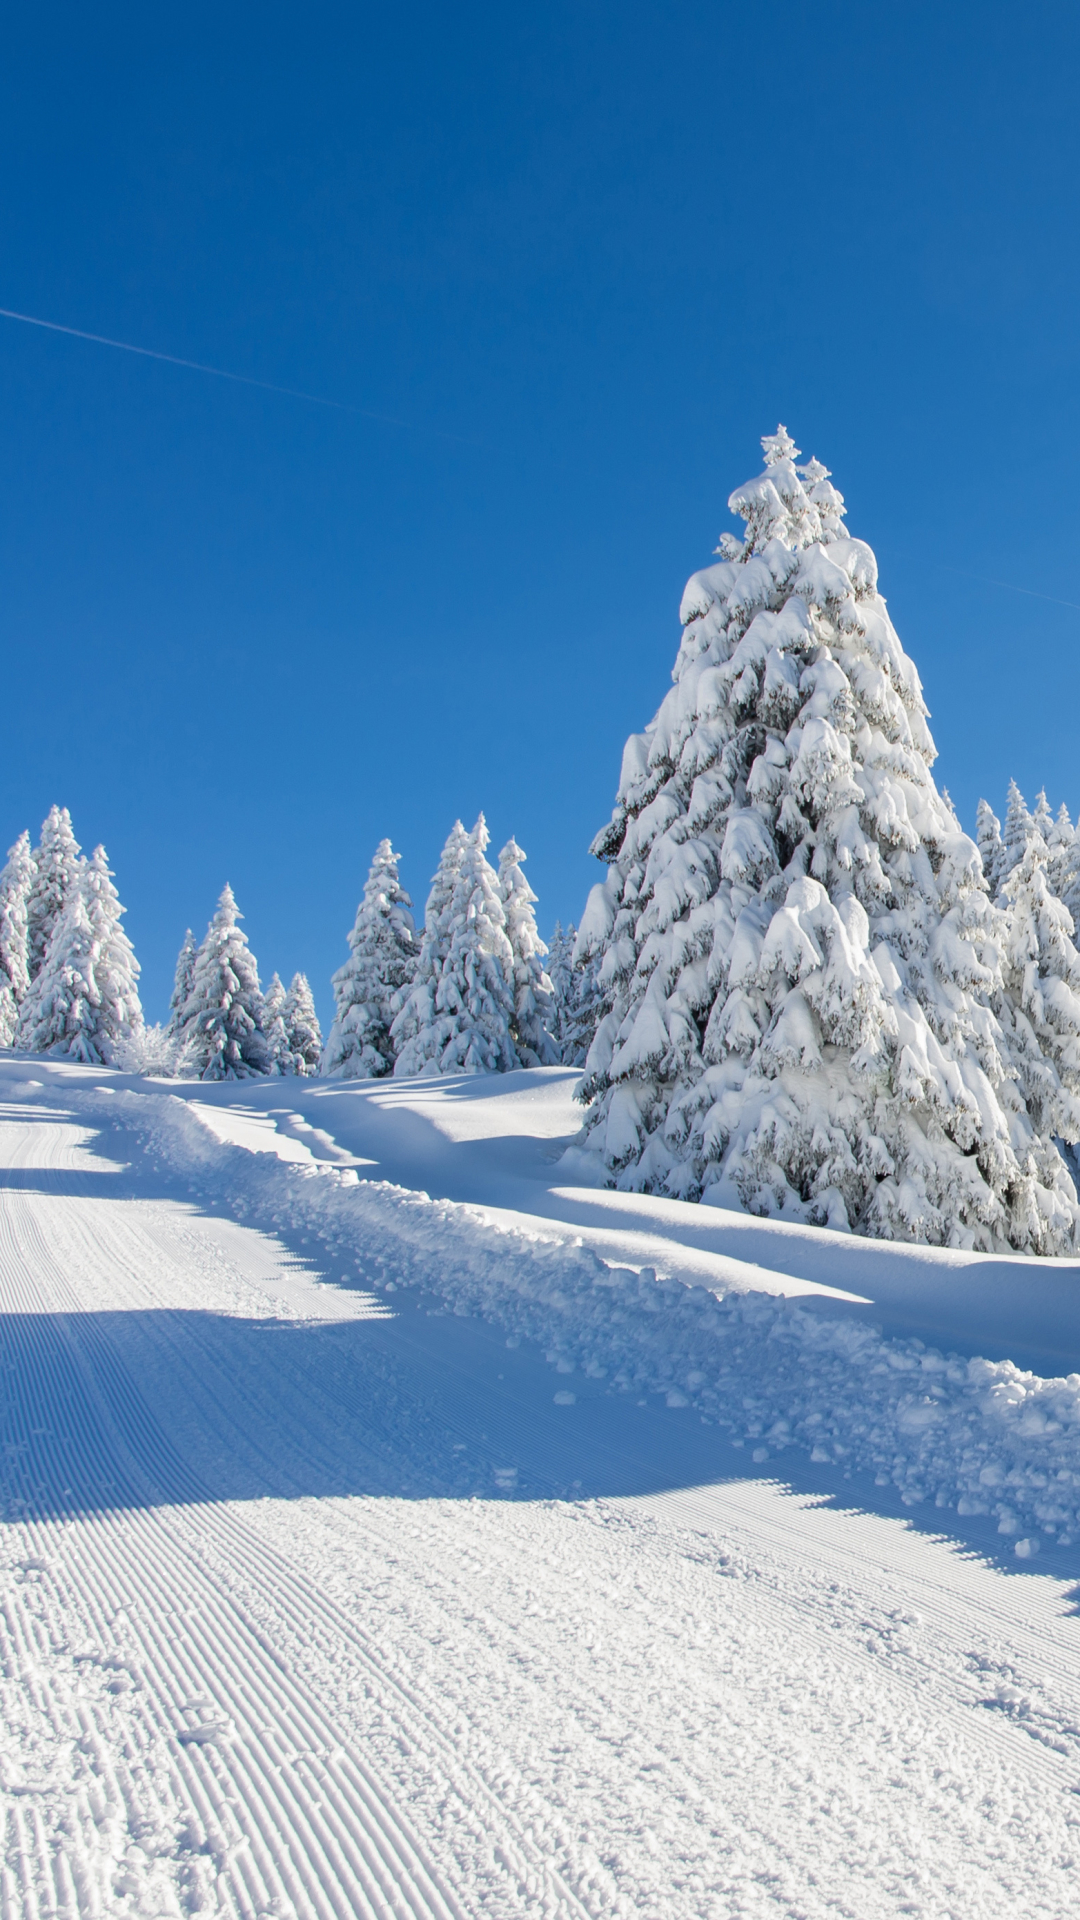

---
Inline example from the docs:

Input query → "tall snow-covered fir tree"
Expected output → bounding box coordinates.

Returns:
[394,816,517,1076]
[17,847,143,1065]
[998,829,1080,1155]
[975,800,1005,899]
[548,921,604,1067]
[262,972,290,1072]
[283,973,322,1075]
[27,806,81,980]
[167,929,197,1037]
[1002,780,1033,880]
[497,837,559,1066]
[324,840,418,1078]
[575,426,1077,1252]
[0,832,35,1045]
[178,886,271,1080]
[391,821,469,1073]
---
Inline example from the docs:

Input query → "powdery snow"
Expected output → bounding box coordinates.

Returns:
[4,1057,1080,1916]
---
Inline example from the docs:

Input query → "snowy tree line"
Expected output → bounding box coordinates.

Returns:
[0,807,600,1082]
[323,818,601,1079]
[571,424,1080,1254]
[0,811,322,1078]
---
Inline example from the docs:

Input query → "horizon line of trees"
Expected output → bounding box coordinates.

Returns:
[0,805,601,1082]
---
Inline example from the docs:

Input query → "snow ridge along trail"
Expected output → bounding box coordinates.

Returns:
[4,1064,1080,1917]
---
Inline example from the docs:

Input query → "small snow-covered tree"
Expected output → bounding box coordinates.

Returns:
[575,426,1076,1252]
[80,845,143,1055]
[0,832,35,1045]
[998,831,1080,1152]
[497,837,559,1066]
[17,847,143,1064]
[564,940,604,1068]
[27,806,81,979]
[1002,780,1033,879]
[262,972,290,1072]
[324,840,418,1078]
[179,886,271,1080]
[547,922,577,1050]
[1048,803,1077,902]
[975,800,1005,899]
[391,821,469,1072]
[548,921,604,1067]
[1032,790,1055,845]
[394,816,517,1076]
[167,929,197,1036]
[283,973,322,1075]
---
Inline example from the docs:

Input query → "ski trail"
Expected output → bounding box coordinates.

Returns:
[0,1110,589,1919]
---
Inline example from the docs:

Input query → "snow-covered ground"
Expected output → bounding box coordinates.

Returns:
[4,1059,1080,1917]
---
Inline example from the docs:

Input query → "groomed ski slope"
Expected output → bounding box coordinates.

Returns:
[4,1061,1080,1917]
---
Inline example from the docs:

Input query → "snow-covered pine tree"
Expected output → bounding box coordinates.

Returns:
[283,973,322,1075]
[27,806,81,979]
[167,929,197,1037]
[262,972,290,1072]
[178,886,271,1080]
[324,840,418,1078]
[17,847,143,1064]
[390,821,469,1073]
[497,837,559,1066]
[80,845,143,1055]
[547,922,577,1054]
[1002,781,1033,879]
[1032,790,1055,846]
[394,816,517,1076]
[1048,802,1076,901]
[575,426,1075,1252]
[975,800,1006,899]
[0,832,36,1045]
[563,941,604,1068]
[547,921,604,1067]
[998,829,1080,1160]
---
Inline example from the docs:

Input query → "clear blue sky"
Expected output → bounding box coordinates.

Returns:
[1,2,1078,1024]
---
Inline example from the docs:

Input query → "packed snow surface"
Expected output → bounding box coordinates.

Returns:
[4,1059,1080,1917]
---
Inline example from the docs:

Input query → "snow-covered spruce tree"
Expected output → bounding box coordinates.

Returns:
[17,847,143,1064]
[178,886,271,1080]
[324,840,418,1078]
[391,821,469,1073]
[975,800,1005,899]
[563,944,604,1068]
[283,973,322,1075]
[1033,789,1055,846]
[167,929,197,1036]
[497,837,559,1066]
[998,830,1080,1154]
[1045,802,1076,906]
[547,922,577,1055]
[262,972,290,1073]
[1002,781,1033,880]
[27,806,81,979]
[394,816,517,1076]
[0,832,35,1045]
[575,426,1076,1251]
[548,921,604,1067]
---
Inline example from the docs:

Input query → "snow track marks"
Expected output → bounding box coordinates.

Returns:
[0,1111,584,1920]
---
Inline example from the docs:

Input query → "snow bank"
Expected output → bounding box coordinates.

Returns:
[89,1084,1080,1556]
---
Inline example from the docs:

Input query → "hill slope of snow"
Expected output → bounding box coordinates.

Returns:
[3,1057,1080,1917]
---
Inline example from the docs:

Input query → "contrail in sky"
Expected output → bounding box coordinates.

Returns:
[936,562,1080,615]
[0,303,419,431]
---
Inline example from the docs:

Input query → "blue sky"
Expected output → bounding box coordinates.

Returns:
[1,2,1079,1023]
